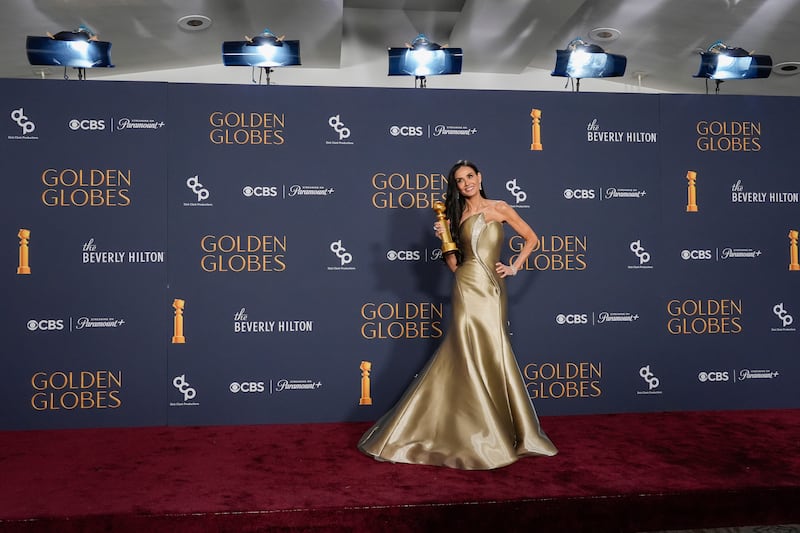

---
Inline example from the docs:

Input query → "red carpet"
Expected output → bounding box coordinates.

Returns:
[0,410,798,532]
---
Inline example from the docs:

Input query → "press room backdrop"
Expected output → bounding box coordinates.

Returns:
[2,78,798,430]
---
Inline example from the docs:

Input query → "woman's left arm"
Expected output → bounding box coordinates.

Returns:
[494,201,538,278]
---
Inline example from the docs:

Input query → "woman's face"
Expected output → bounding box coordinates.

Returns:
[453,165,481,198]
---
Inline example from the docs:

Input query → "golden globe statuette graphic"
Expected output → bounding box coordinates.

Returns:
[359,361,373,405]
[790,230,800,271]
[17,229,31,275]
[172,299,186,344]
[685,171,698,212]
[432,201,458,256]
[530,108,543,151]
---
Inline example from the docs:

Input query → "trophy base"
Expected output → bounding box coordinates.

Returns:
[16,267,31,275]
[359,398,372,405]
[172,337,186,344]
[686,206,698,212]
[530,143,542,151]
[790,264,800,271]
[441,243,458,255]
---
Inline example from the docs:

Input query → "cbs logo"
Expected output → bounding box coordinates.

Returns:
[243,186,278,197]
[556,313,588,325]
[230,381,266,393]
[389,125,424,137]
[387,250,421,261]
[27,319,65,331]
[69,119,106,131]
[681,249,712,260]
[698,371,729,382]
[563,189,596,200]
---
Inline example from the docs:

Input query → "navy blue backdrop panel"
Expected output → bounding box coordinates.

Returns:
[2,77,798,431]
[164,84,467,425]
[494,92,665,415]
[1,79,169,430]
[657,95,800,411]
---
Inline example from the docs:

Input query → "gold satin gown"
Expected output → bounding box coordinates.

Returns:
[358,213,558,470]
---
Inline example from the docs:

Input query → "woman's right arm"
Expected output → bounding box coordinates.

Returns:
[434,220,459,272]
[444,253,458,272]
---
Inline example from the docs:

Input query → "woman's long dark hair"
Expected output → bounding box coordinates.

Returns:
[444,160,488,265]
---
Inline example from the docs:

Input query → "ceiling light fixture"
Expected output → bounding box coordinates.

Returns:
[222,28,301,85]
[387,34,462,88]
[26,25,113,80]
[551,38,627,92]
[588,27,621,43]
[772,61,800,76]
[177,15,212,32]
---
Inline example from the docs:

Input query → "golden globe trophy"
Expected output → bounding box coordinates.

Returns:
[530,108,543,151]
[359,361,373,406]
[172,298,186,344]
[686,171,698,212]
[432,201,458,256]
[17,229,31,275]
[789,230,799,271]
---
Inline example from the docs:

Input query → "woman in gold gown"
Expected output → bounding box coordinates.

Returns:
[358,160,557,470]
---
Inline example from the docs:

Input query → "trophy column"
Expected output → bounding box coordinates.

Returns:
[530,109,543,151]
[17,229,31,275]
[789,230,799,271]
[359,361,372,405]
[432,201,458,256]
[686,171,698,212]
[172,299,186,344]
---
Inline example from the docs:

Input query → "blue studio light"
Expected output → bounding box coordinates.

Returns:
[388,34,462,83]
[221,28,301,67]
[26,25,114,70]
[694,41,772,80]
[552,39,626,80]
